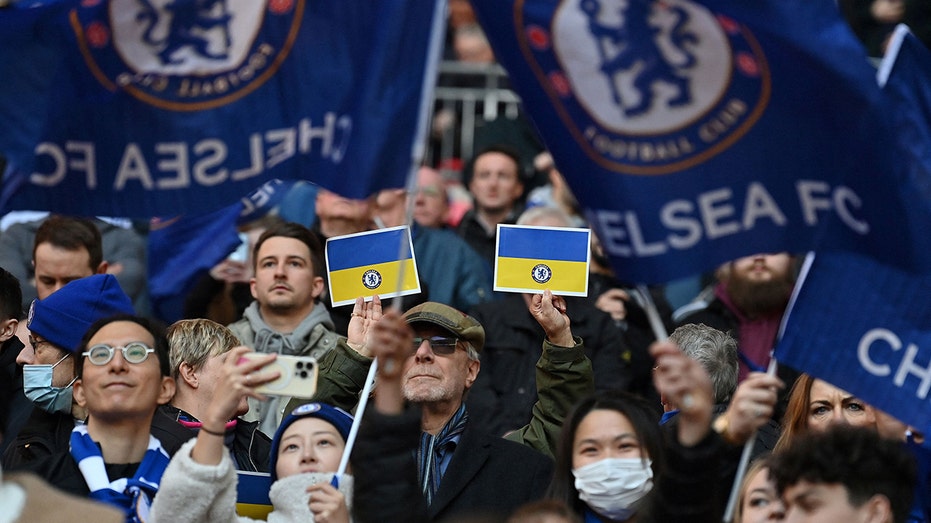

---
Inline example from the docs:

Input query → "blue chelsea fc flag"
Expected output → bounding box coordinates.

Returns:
[471,0,928,284]
[0,0,445,217]
[775,27,931,436]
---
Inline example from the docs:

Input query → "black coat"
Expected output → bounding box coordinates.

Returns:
[352,405,553,523]
[468,294,641,436]
[4,406,194,470]
[0,336,31,454]
[157,404,272,473]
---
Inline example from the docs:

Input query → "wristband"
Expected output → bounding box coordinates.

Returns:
[200,425,227,437]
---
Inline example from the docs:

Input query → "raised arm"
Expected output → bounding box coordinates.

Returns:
[506,290,594,457]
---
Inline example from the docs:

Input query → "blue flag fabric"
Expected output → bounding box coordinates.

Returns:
[146,179,299,323]
[471,0,925,284]
[878,25,931,250]
[775,29,931,435]
[0,0,443,217]
[775,252,931,436]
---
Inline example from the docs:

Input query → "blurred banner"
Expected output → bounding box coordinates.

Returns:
[471,0,930,283]
[0,0,444,217]
[776,26,931,436]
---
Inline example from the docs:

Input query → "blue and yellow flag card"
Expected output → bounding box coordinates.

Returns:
[494,225,590,296]
[326,226,421,307]
[236,471,272,520]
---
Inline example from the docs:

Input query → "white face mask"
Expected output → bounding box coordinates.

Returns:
[23,353,76,414]
[572,457,654,521]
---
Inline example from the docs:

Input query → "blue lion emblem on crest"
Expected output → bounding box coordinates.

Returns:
[531,264,553,284]
[136,0,233,65]
[580,0,698,117]
[362,269,383,290]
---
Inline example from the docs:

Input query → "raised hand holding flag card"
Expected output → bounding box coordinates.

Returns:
[325,226,420,307]
[494,225,590,296]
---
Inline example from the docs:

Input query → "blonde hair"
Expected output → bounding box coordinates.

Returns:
[167,318,241,380]
[733,457,774,523]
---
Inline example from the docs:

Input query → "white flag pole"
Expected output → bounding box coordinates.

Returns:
[336,0,448,481]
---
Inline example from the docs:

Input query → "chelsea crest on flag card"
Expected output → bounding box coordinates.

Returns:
[325,226,421,307]
[494,225,590,296]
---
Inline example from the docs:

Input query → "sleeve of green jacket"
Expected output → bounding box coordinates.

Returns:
[504,336,594,459]
[285,337,373,415]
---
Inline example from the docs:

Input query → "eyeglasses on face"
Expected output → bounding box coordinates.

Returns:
[28,336,52,354]
[82,343,155,366]
[411,336,460,356]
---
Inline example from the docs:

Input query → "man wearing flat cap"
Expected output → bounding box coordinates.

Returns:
[290,290,593,521]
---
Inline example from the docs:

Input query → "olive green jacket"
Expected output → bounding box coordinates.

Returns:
[285,336,594,458]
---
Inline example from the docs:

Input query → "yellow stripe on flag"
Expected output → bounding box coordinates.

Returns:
[236,503,273,519]
[329,258,419,306]
[495,256,588,295]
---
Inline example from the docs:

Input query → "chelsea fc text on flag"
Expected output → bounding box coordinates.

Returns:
[0,0,445,217]
[775,252,931,437]
[494,225,590,296]
[325,226,421,307]
[471,0,927,284]
[775,27,931,437]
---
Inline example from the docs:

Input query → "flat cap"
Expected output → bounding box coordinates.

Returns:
[403,302,485,353]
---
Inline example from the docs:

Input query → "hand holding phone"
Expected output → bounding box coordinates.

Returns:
[240,353,319,399]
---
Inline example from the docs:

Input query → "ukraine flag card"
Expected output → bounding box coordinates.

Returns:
[325,226,421,307]
[494,225,590,296]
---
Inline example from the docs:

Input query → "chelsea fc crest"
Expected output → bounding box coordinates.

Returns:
[362,269,383,290]
[531,264,553,284]
[70,0,302,111]
[518,0,770,175]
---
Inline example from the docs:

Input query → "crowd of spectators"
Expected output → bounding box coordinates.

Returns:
[0,2,928,522]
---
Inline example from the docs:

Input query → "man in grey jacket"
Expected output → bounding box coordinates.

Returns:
[227,221,340,435]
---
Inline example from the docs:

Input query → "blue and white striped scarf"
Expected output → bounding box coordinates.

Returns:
[69,424,169,523]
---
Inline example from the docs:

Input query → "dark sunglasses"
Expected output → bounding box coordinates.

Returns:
[411,336,460,356]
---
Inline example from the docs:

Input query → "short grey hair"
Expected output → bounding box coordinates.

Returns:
[516,205,573,227]
[460,340,480,362]
[669,323,738,404]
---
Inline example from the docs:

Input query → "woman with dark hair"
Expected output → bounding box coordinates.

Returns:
[546,342,740,523]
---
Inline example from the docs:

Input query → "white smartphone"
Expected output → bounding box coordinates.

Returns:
[241,353,319,398]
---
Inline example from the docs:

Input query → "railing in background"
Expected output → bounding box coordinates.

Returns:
[427,60,523,173]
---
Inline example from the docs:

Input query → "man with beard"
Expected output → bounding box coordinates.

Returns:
[227,221,340,435]
[676,253,799,413]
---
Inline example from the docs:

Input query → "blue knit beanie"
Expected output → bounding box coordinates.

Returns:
[269,402,354,482]
[27,274,135,353]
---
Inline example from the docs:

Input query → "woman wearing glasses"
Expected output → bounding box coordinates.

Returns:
[15,314,176,523]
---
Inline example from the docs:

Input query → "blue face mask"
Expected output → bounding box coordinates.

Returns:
[23,353,76,414]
